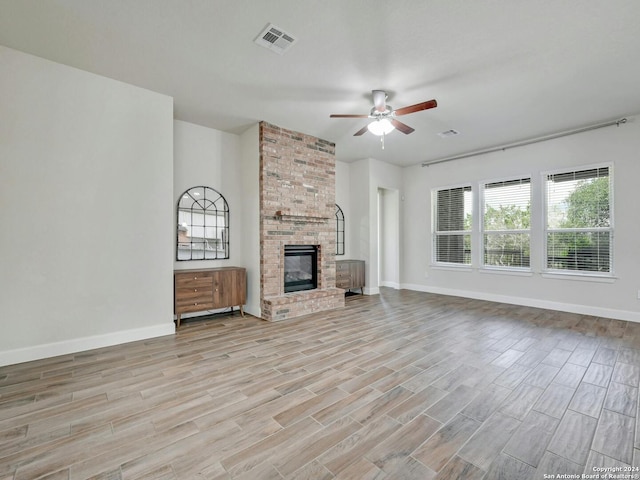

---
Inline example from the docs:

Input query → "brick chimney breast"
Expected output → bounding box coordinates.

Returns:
[259,122,344,321]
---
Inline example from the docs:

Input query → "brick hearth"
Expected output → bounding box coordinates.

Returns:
[259,121,344,321]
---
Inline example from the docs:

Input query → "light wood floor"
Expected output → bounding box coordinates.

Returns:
[2,289,640,480]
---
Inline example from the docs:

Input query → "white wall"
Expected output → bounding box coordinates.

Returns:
[347,159,371,289]
[173,120,261,319]
[173,120,242,270]
[369,160,403,293]
[239,124,261,317]
[335,161,352,259]
[346,158,403,294]
[0,47,175,366]
[401,117,640,321]
[379,188,400,289]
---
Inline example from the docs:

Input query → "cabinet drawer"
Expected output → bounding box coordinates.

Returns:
[175,275,213,289]
[174,267,246,327]
[175,270,213,280]
[175,287,211,306]
[175,283,213,311]
[336,263,349,272]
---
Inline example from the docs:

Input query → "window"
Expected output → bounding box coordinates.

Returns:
[335,204,345,256]
[433,185,472,265]
[482,178,531,268]
[177,186,229,261]
[545,166,612,274]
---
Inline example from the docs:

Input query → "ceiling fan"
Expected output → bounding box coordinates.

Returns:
[330,90,437,137]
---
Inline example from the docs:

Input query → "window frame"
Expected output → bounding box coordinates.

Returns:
[480,175,532,272]
[431,183,473,267]
[542,163,614,277]
[176,186,230,261]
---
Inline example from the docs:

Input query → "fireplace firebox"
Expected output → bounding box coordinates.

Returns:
[284,245,318,293]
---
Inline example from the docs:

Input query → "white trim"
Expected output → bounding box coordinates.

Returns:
[480,175,532,272]
[480,268,533,277]
[364,286,379,295]
[400,283,640,323]
[542,163,614,276]
[431,181,474,194]
[0,323,175,367]
[430,264,474,273]
[542,161,614,178]
[479,173,533,188]
[540,272,617,283]
[380,281,401,289]
[431,184,473,266]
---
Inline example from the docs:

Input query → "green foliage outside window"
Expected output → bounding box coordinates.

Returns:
[562,176,609,228]
[547,175,611,272]
[483,203,531,267]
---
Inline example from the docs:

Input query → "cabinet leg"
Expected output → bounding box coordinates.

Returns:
[240,305,245,317]
[176,315,181,328]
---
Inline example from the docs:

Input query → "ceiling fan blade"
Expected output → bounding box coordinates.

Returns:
[390,118,415,134]
[372,90,387,112]
[394,99,437,116]
[330,114,370,118]
[354,125,369,136]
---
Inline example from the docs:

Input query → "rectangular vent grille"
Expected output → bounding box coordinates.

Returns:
[438,129,461,138]
[255,24,297,55]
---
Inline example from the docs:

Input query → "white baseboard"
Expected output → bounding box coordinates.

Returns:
[0,323,175,367]
[364,286,379,295]
[380,281,401,289]
[400,283,640,323]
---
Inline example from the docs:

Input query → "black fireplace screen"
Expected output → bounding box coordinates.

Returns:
[284,245,318,293]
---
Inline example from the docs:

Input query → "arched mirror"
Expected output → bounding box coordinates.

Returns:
[335,203,345,256]
[177,186,229,260]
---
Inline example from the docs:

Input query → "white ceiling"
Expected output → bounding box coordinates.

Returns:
[2,0,639,167]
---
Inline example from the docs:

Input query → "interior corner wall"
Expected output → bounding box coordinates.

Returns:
[379,187,400,289]
[239,123,261,317]
[347,159,371,290]
[0,46,175,366]
[173,120,243,270]
[401,116,640,322]
[335,161,353,259]
[346,158,403,294]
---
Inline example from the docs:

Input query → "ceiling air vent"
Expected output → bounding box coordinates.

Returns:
[437,129,460,138]
[255,24,297,55]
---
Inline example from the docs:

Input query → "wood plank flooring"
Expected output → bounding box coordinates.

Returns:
[2,288,640,479]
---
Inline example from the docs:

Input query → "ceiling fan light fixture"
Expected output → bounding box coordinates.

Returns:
[367,118,394,136]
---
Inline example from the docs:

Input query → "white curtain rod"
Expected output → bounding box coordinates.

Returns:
[421,117,628,167]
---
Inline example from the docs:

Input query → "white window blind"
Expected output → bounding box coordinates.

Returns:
[545,166,611,273]
[433,185,472,264]
[482,178,531,268]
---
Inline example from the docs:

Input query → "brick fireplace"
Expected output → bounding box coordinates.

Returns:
[259,121,344,321]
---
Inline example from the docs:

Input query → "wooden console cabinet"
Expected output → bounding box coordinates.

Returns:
[336,260,365,294]
[174,267,246,327]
